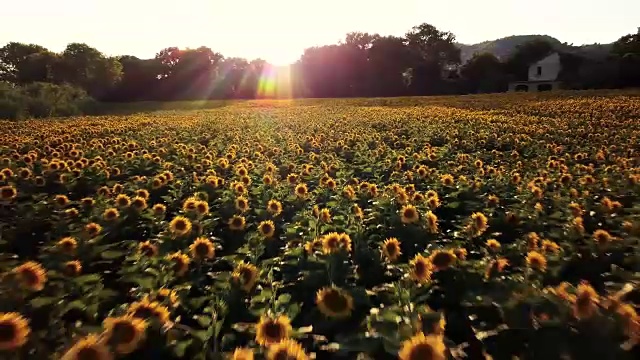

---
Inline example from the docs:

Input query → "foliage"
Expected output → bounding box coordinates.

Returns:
[1,92,640,359]
[0,82,96,120]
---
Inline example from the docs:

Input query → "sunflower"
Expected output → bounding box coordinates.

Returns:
[410,255,432,283]
[115,194,131,208]
[351,204,364,219]
[453,248,467,260]
[593,229,614,245]
[85,222,102,238]
[266,199,283,216]
[63,261,82,277]
[228,215,247,231]
[258,220,276,238]
[102,315,147,354]
[467,212,488,237]
[255,315,292,346]
[400,205,419,224]
[0,312,30,350]
[526,251,547,272]
[189,237,215,260]
[382,238,402,262]
[235,196,250,212]
[128,298,170,324]
[429,250,456,271]
[103,208,120,221]
[321,232,342,254]
[138,241,158,257]
[319,208,331,223]
[194,201,209,217]
[169,216,192,237]
[342,186,356,200]
[266,339,309,360]
[12,261,47,291]
[0,185,17,201]
[573,282,598,320]
[316,286,354,319]
[166,252,190,276]
[232,263,259,292]
[440,174,454,186]
[152,203,166,216]
[181,197,197,213]
[338,233,352,252]
[486,239,501,252]
[130,196,147,212]
[151,288,180,307]
[294,183,308,198]
[135,189,150,200]
[572,217,585,234]
[487,194,499,207]
[57,237,78,255]
[541,239,561,254]
[54,194,69,208]
[398,332,446,360]
[231,347,254,360]
[425,211,438,233]
[262,174,274,186]
[60,334,113,360]
[81,197,95,208]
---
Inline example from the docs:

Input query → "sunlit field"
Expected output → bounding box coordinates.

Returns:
[1,92,640,359]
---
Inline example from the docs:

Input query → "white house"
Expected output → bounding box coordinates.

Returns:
[508,52,562,92]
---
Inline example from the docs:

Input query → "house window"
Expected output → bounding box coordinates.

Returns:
[536,66,542,76]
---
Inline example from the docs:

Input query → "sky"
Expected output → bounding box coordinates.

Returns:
[2,0,638,65]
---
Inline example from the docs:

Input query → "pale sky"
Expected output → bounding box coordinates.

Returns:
[1,0,638,65]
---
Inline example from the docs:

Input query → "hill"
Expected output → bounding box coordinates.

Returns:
[457,35,613,63]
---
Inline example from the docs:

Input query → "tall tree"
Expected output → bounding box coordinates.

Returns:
[0,42,54,84]
[505,39,554,80]
[404,23,461,94]
[54,43,122,99]
[460,53,508,93]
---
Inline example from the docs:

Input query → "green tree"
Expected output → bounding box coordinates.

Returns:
[53,43,122,99]
[505,39,554,80]
[0,42,55,84]
[460,52,508,93]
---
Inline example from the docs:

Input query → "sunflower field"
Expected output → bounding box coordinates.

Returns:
[1,92,640,360]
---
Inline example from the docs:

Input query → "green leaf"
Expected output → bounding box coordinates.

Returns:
[173,340,193,357]
[196,315,212,327]
[277,293,292,305]
[30,297,58,308]
[101,250,126,259]
[190,329,211,342]
[74,274,102,284]
[127,276,154,289]
[62,300,86,314]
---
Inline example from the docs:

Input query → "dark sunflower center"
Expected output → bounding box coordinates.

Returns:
[239,268,254,283]
[141,245,154,256]
[77,346,102,360]
[175,221,187,231]
[415,261,427,276]
[173,259,186,272]
[261,225,273,234]
[386,244,399,256]
[323,290,348,312]
[272,349,293,360]
[326,238,339,249]
[20,269,40,286]
[409,343,435,360]
[1,189,14,198]
[263,321,284,340]
[196,204,207,212]
[133,200,144,208]
[195,243,210,256]
[404,209,417,218]
[432,254,453,268]
[133,306,155,319]
[232,218,243,227]
[112,321,136,343]
[0,323,16,342]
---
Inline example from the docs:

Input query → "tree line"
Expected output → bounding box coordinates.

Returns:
[1,22,639,103]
